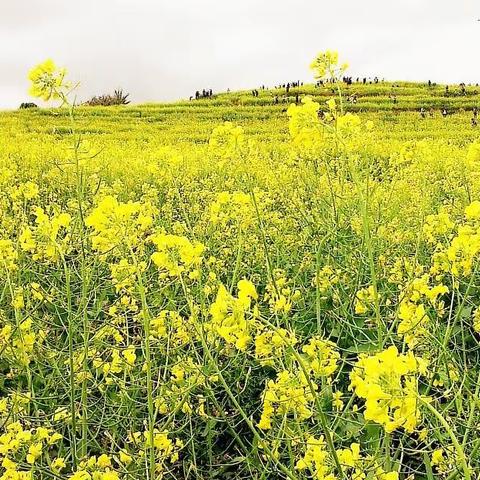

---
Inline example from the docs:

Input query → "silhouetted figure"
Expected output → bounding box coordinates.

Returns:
[445,85,449,95]
[19,102,38,109]
[295,93,300,104]
[428,80,432,87]
[195,91,200,99]
[442,108,448,118]
[420,107,426,118]
[473,107,478,118]
[286,83,290,93]
[363,77,367,84]
[274,95,279,104]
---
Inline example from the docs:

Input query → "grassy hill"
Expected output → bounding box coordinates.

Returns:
[1,82,480,168]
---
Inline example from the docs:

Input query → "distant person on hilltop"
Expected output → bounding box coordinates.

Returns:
[472,107,478,127]
[442,108,448,117]
[420,107,426,118]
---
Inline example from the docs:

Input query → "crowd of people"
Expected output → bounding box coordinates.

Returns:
[190,89,214,100]
[417,106,478,126]
[188,79,479,125]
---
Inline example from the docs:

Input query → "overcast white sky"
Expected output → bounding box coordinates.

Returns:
[0,0,479,109]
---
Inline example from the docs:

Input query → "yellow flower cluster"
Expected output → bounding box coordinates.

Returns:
[287,96,323,147]
[431,201,480,277]
[208,279,258,350]
[0,317,45,368]
[150,233,205,277]
[264,269,301,314]
[209,191,253,228]
[296,437,399,480]
[354,285,376,315]
[150,309,194,346]
[0,422,62,478]
[69,454,120,480]
[86,196,155,254]
[254,327,297,366]
[28,59,69,102]
[302,336,340,380]
[128,429,183,473]
[349,346,428,433]
[20,207,71,262]
[209,122,245,157]
[258,336,340,429]
[397,274,448,347]
[423,211,454,244]
[0,239,18,272]
[258,369,315,430]
[310,50,348,80]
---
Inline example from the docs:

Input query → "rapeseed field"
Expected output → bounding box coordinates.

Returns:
[1,52,480,479]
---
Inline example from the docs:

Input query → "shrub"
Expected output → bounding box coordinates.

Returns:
[84,89,130,106]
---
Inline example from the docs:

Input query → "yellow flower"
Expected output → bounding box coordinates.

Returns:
[97,454,112,469]
[258,370,314,429]
[119,450,133,465]
[465,200,480,220]
[150,233,204,277]
[28,59,69,102]
[26,442,43,464]
[355,285,376,315]
[349,345,428,433]
[209,280,258,351]
[302,336,340,380]
[51,457,66,473]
